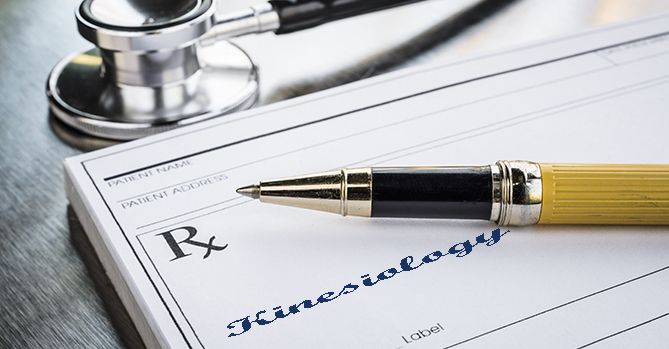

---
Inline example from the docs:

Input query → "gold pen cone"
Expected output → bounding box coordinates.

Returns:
[237,168,373,217]
[236,184,260,199]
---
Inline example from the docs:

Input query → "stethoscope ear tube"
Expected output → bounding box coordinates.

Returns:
[270,0,426,34]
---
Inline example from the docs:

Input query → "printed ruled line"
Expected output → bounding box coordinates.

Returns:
[118,170,228,203]
[136,237,205,348]
[576,312,669,348]
[348,73,669,168]
[138,199,253,235]
[135,196,244,230]
[441,265,669,349]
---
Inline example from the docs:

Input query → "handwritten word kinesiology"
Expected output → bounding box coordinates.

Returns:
[226,229,510,337]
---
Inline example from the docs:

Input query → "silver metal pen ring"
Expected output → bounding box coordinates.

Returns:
[492,160,543,226]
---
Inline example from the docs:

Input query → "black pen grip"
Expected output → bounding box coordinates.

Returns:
[269,0,426,34]
[371,167,492,219]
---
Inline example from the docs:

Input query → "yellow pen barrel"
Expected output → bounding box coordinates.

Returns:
[538,164,669,225]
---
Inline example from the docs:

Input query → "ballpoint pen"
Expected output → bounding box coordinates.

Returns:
[236,160,669,225]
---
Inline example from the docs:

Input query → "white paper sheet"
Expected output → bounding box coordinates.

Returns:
[64,13,669,349]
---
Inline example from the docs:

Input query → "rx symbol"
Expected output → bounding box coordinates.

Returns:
[157,226,228,261]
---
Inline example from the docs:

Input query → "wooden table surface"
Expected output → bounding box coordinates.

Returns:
[2,0,669,347]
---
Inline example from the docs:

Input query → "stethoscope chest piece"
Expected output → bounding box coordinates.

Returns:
[47,0,258,140]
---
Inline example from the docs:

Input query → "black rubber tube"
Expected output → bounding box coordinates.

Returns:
[270,0,426,34]
[371,167,492,219]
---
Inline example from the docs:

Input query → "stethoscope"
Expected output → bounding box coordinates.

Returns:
[47,0,425,140]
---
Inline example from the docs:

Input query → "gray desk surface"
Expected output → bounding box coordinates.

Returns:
[2,0,669,347]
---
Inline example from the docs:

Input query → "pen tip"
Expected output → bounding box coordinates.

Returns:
[236,184,260,199]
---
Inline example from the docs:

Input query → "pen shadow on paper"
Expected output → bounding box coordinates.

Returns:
[264,0,518,104]
[366,218,669,236]
[67,206,146,349]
